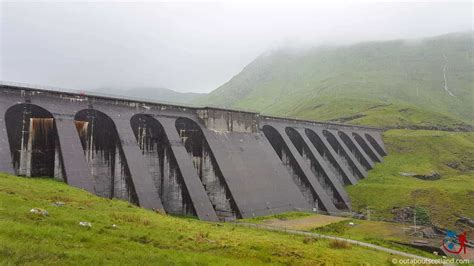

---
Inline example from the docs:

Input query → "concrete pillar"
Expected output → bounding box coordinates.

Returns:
[342,131,375,169]
[271,124,338,214]
[327,130,367,178]
[353,132,383,163]
[365,133,388,157]
[113,117,164,211]
[54,115,95,193]
[296,128,351,210]
[307,128,358,185]
[156,116,219,222]
[0,100,15,174]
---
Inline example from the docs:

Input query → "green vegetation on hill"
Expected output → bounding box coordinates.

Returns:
[347,129,474,230]
[196,32,474,229]
[0,173,409,265]
[197,32,473,130]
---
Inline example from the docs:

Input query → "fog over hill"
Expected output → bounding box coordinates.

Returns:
[197,32,474,130]
[2,2,471,92]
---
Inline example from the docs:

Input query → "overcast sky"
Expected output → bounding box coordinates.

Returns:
[1,1,472,93]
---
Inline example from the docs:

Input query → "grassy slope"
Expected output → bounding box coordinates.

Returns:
[347,129,474,230]
[0,173,408,265]
[310,219,432,256]
[197,32,473,129]
[241,213,435,258]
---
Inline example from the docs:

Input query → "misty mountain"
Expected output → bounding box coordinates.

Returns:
[197,32,473,130]
[91,87,205,105]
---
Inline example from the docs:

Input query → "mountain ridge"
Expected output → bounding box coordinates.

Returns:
[196,31,474,130]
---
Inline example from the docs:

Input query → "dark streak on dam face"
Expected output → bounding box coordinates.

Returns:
[365,133,387,157]
[0,82,387,221]
[176,117,240,219]
[131,114,196,216]
[323,130,365,179]
[285,127,346,209]
[304,129,352,186]
[74,109,138,204]
[352,133,382,163]
[338,131,372,170]
[263,125,323,211]
[5,104,64,180]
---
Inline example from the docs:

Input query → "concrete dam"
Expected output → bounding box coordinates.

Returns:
[0,82,387,221]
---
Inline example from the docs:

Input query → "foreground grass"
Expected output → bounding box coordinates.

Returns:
[240,212,434,258]
[310,219,430,257]
[0,173,409,265]
[347,129,474,230]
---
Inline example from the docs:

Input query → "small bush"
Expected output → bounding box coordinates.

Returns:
[329,240,352,249]
[111,212,151,226]
[415,207,431,225]
[313,220,350,234]
[303,236,318,244]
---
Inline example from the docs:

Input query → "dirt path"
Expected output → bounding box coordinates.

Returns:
[261,214,348,230]
[234,221,433,261]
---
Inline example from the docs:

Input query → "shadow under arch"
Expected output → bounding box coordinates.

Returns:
[322,130,364,179]
[74,109,138,204]
[130,114,196,216]
[352,132,381,162]
[5,103,65,179]
[175,117,240,219]
[364,133,387,157]
[262,125,326,212]
[285,127,348,210]
[338,131,372,170]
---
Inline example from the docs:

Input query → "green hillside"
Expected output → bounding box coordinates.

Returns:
[0,173,409,265]
[195,31,474,232]
[347,129,474,231]
[197,32,473,130]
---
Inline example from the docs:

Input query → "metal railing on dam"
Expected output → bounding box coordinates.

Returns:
[0,81,387,221]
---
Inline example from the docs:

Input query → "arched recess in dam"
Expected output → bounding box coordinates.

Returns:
[322,130,364,179]
[130,114,196,216]
[262,125,325,212]
[365,133,387,157]
[353,133,381,163]
[338,131,372,170]
[74,109,138,204]
[304,129,353,185]
[285,127,347,209]
[5,103,64,180]
[175,117,239,219]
